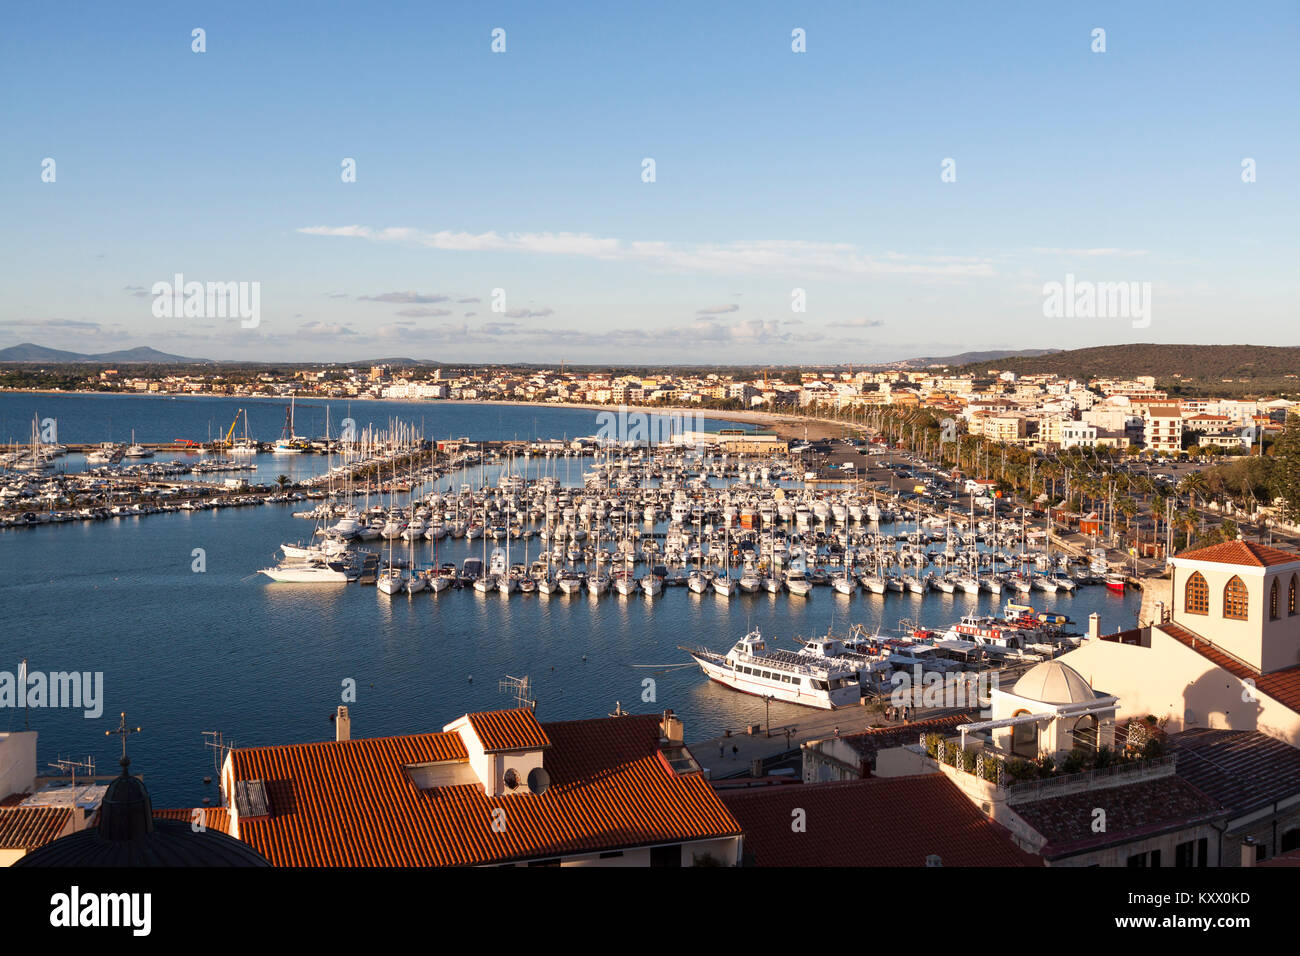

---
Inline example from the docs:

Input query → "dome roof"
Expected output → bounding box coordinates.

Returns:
[1011,660,1097,704]
[14,754,270,868]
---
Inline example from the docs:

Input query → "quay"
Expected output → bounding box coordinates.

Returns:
[687,659,1042,779]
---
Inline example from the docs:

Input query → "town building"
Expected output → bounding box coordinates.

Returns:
[212,707,743,866]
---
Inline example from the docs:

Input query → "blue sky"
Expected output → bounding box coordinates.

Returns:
[1,1,1296,364]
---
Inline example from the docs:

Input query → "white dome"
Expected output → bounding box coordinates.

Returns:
[1011,660,1097,704]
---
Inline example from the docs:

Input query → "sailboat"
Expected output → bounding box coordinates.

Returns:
[712,522,738,598]
[586,522,610,597]
[377,459,407,596]
[230,409,257,456]
[273,396,308,453]
[124,430,152,459]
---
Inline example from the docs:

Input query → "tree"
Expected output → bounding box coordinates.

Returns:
[1179,470,1208,509]
[1271,413,1300,521]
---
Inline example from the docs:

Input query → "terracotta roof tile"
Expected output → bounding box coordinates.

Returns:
[0,806,73,849]
[1174,540,1300,567]
[1013,775,1225,859]
[835,714,975,759]
[153,807,232,834]
[1170,728,1300,815]
[465,709,551,753]
[1259,847,1300,867]
[228,714,740,866]
[720,774,1041,867]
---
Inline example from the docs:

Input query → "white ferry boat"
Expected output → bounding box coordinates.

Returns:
[682,629,861,709]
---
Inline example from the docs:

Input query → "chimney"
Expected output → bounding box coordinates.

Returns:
[1153,600,1166,625]
[1241,837,1257,868]
[660,709,683,747]
[336,705,351,742]
[1088,613,1100,641]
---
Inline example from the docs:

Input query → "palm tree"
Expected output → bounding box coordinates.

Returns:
[1179,471,1208,510]
[275,474,290,491]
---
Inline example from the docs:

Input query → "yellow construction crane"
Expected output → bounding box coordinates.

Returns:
[222,410,242,448]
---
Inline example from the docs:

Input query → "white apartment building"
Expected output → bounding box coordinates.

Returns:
[1060,421,1098,449]
[1144,405,1183,454]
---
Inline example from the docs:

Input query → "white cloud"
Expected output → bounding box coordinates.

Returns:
[298,225,997,279]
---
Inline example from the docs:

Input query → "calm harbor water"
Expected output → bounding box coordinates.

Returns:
[2,392,665,447]
[0,394,1144,808]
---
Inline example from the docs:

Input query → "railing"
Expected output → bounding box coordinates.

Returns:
[921,733,1175,798]
[1004,754,1175,801]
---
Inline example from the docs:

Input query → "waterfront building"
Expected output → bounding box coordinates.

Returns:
[212,707,743,866]
[1056,541,1300,743]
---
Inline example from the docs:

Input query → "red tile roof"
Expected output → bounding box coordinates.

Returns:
[464,709,552,753]
[1159,621,1300,708]
[1012,775,1224,860]
[835,714,975,759]
[228,714,740,866]
[153,807,232,834]
[1171,728,1300,815]
[719,774,1041,867]
[1259,847,1300,867]
[1174,540,1300,567]
[0,806,73,849]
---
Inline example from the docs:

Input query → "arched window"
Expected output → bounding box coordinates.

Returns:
[1011,710,1038,758]
[1224,576,1249,621]
[1290,575,1297,616]
[1185,572,1209,615]
[1073,715,1099,754]
[1271,579,1280,620]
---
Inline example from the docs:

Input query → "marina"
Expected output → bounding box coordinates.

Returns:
[0,394,1145,811]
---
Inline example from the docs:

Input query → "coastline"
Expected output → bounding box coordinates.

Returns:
[0,390,862,443]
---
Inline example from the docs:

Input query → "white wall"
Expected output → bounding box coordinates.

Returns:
[0,732,37,799]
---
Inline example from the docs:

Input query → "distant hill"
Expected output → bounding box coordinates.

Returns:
[896,348,1060,368]
[0,343,211,364]
[959,344,1300,396]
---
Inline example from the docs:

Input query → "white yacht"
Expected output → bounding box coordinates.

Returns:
[785,569,813,598]
[124,432,153,459]
[260,557,355,583]
[683,629,861,710]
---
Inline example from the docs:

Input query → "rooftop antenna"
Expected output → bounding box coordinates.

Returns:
[499,674,535,711]
[48,755,95,789]
[202,730,236,793]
